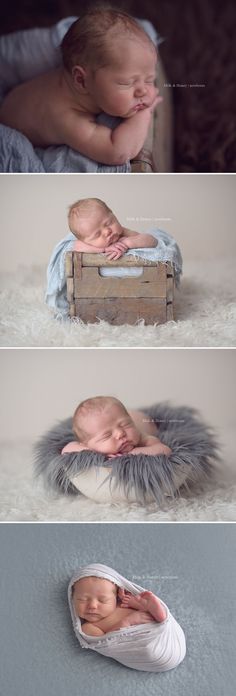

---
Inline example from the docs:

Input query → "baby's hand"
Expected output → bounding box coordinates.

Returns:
[104,241,129,260]
[148,89,163,112]
[135,88,162,115]
[118,588,130,601]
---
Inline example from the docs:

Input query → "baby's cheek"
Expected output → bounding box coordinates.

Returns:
[116,94,133,114]
[130,427,140,442]
[149,85,157,100]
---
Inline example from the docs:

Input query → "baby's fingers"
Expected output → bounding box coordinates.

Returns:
[116,241,128,250]
[150,95,163,112]
[105,251,121,260]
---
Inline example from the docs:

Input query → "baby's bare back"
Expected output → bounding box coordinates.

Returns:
[129,409,158,437]
[0,69,81,147]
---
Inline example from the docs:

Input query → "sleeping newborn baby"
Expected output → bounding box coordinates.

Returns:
[68,197,158,260]
[62,396,171,458]
[0,9,161,165]
[73,576,166,636]
[68,564,186,672]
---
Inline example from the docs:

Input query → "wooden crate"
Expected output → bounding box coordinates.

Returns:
[66,252,174,325]
[131,57,173,173]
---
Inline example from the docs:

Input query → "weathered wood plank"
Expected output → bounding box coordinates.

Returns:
[74,298,167,325]
[166,276,174,303]
[69,303,76,318]
[166,262,174,277]
[131,159,153,173]
[77,252,159,268]
[65,251,73,277]
[166,302,174,321]
[66,278,74,303]
[74,266,167,298]
[131,101,154,172]
[73,251,82,279]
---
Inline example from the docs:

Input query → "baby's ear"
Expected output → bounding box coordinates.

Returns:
[72,66,87,91]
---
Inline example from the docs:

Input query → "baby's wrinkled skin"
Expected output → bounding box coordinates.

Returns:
[62,400,171,458]
[0,38,161,165]
[73,576,167,636]
[71,204,158,260]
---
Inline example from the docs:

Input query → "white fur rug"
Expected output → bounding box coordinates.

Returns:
[0,429,235,521]
[0,258,235,346]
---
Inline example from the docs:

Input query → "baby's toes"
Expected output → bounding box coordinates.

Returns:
[140,591,153,600]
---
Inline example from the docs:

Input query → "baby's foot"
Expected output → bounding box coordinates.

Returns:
[119,590,166,622]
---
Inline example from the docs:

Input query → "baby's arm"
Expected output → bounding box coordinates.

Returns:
[62,94,160,166]
[73,240,106,254]
[122,231,158,249]
[104,231,157,260]
[61,441,89,455]
[82,612,154,635]
[62,441,115,465]
[131,435,172,457]
[82,623,104,636]
[110,611,155,631]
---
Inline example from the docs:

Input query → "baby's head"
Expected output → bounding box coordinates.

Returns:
[68,197,123,248]
[73,576,118,622]
[73,396,140,455]
[61,8,157,117]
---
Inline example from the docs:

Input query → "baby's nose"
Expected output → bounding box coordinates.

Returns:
[114,427,125,439]
[87,599,98,609]
[134,82,147,97]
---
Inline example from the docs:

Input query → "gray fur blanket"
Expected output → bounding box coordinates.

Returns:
[34,403,219,504]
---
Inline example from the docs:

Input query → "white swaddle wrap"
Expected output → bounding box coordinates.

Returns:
[68,563,186,672]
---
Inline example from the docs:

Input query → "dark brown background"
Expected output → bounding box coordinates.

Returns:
[1,0,235,171]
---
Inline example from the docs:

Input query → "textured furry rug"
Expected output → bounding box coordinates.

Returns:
[0,428,235,521]
[0,259,235,347]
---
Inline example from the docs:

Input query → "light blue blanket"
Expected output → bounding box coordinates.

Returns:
[45,229,183,315]
[0,17,161,173]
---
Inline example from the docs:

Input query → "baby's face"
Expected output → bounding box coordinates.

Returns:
[75,207,123,249]
[73,577,117,622]
[87,39,157,118]
[80,403,141,455]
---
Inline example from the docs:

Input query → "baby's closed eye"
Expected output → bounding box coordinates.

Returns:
[117,80,133,86]
[100,432,111,440]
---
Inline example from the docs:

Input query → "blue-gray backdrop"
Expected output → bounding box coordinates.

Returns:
[0,523,235,696]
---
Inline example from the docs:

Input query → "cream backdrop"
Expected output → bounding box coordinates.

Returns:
[0,174,235,272]
[0,348,235,441]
